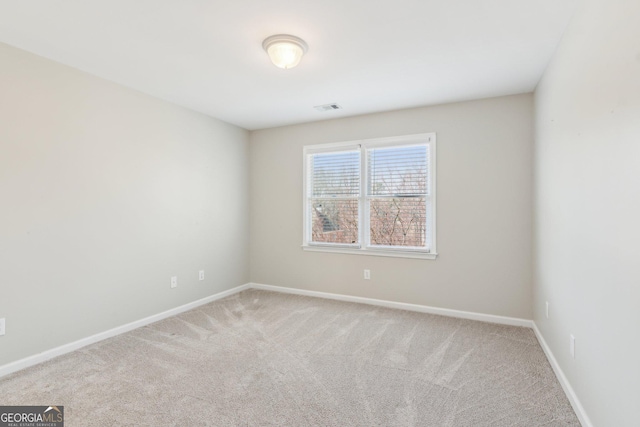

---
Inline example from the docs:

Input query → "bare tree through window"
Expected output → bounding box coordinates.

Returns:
[368,145,428,248]
[309,150,359,245]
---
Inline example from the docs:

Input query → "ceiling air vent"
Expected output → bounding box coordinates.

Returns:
[314,103,342,112]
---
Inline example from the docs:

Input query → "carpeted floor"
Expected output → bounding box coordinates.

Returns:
[0,289,580,426]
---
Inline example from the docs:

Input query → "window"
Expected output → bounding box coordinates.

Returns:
[303,133,436,259]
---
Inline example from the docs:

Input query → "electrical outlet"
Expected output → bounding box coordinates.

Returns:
[545,301,549,319]
[171,276,178,289]
[0,318,5,336]
[364,269,371,280]
[570,334,575,358]
[199,270,205,281]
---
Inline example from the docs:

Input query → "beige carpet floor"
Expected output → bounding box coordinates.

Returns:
[0,289,580,426]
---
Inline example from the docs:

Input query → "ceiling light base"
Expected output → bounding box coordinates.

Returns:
[262,34,308,69]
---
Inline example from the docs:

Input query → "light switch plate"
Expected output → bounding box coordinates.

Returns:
[545,301,549,319]
[570,334,575,358]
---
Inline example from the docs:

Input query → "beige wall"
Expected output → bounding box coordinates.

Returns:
[533,0,640,425]
[250,94,534,319]
[0,43,250,366]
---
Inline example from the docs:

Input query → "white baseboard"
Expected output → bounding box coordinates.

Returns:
[0,283,249,379]
[533,323,592,427]
[248,282,533,328]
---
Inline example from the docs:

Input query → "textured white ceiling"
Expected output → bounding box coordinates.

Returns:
[0,0,578,130]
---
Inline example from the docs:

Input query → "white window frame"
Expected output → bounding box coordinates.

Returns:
[302,133,437,260]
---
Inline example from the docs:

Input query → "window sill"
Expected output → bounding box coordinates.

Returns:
[301,245,438,260]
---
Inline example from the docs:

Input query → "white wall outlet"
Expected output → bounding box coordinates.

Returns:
[570,334,576,358]
[364,269,371,280]
[0,318,5,336]
[171,276,178,288]
[545,301,549,319]
[199,270,205,281]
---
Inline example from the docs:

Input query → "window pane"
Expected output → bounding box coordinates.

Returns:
[305,136,434,255]
[368,145,428,196]
[310,151,360,197]
[369,198,427,248]
[310,199,359,244]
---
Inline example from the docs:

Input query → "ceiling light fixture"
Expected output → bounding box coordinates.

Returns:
[262,34,308,69]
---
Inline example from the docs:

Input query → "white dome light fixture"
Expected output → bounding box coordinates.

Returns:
[262,34,308,69]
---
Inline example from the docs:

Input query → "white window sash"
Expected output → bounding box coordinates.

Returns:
[303,133,437,258]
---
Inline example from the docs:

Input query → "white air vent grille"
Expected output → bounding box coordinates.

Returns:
[314,103,342,112]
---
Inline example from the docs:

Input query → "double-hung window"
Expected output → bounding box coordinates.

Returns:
[303,133,436,259]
